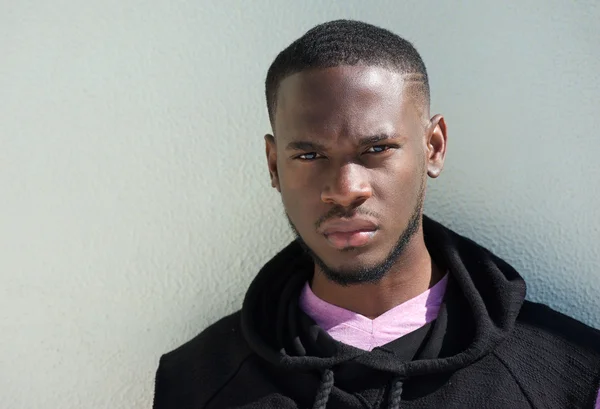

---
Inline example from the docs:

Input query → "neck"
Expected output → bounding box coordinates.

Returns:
[310,229,444,319]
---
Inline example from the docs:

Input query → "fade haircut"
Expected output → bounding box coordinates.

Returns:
[265,19,430,124]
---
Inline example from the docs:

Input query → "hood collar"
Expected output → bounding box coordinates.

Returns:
[241,215,527,376]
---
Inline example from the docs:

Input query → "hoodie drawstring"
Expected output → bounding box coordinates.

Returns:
[387,377,404,409]
[312,369,334,409]
[312,370,404,409]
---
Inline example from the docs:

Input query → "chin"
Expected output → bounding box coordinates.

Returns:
[317,256,390,286]
[320,248,386,269]
[310,236,405,285]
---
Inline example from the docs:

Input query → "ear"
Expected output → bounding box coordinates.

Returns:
[265,134,281,192]
[425,114,447,178]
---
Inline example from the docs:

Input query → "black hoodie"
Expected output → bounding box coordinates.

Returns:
[153,216,600,408]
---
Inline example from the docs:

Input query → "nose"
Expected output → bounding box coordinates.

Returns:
[321,163,373,208]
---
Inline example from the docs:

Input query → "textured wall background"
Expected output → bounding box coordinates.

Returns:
[1,1,599,408]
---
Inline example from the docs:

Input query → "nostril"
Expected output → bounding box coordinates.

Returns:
[321,190,371,208]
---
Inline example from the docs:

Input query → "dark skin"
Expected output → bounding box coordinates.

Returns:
[265,65,447,318]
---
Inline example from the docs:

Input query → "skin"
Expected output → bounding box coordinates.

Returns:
[265,65,448,318]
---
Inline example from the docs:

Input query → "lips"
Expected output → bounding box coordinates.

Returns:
[319,218,378,249]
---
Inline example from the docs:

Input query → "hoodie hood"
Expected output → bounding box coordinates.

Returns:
[241,216,527,405]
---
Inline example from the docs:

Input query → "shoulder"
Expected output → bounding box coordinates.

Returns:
[493,301,600,407]
[153,311,253,409]
[515,300,600,354]
[161,311,249,365]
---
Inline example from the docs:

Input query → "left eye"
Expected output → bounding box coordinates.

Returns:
[365,145,390,153]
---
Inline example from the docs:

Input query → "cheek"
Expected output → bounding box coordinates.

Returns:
[279,158,324,197]
[279,168,320,219]
[375,162,422,211]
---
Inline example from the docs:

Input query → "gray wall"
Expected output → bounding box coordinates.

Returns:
[1,1,598,408]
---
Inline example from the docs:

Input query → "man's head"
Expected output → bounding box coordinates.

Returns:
[264,20,447,285]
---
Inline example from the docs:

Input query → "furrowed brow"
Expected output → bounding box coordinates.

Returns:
[357,134,394,147]
[285,141,327,151]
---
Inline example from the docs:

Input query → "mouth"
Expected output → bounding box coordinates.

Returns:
[324,230,377,249]
[319,218,379,250]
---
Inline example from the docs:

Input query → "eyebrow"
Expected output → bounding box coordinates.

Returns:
[285,134,394,151]
[285,141,327,152]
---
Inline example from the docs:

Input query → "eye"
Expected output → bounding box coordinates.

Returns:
[365,145,391,154]
[296,152,323,161]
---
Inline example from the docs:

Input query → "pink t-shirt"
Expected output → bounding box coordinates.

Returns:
[299,275,600,407]
[299,274,448,352]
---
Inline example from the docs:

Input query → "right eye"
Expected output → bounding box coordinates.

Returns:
[296,152,323,161]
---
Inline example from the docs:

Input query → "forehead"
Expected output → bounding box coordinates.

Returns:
[274,65,421,138]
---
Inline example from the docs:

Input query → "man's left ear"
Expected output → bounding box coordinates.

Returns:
[426,114,447,178]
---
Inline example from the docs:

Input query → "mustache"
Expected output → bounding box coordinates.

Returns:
[314,206,381,230]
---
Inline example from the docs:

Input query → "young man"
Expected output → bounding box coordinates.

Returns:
[153,20,600,408]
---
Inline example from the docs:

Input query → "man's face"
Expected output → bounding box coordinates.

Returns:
[266,65,444,284]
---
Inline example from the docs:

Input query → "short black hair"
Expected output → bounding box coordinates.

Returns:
[265,19,430,123]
